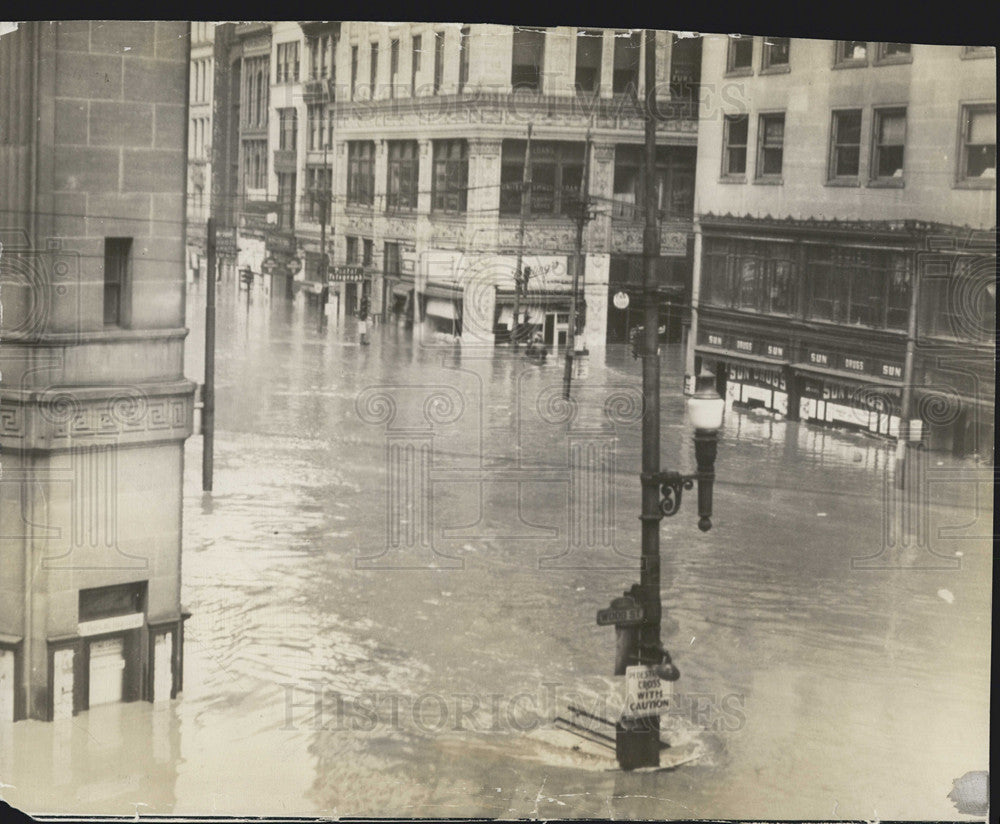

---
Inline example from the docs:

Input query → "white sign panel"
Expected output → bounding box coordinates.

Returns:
[78,611,144,637]
[623,665,672,720]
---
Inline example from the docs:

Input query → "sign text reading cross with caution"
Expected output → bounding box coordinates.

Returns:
[622,665,671,719]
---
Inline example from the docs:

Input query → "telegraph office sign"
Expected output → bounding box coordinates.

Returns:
[330,265,366,282]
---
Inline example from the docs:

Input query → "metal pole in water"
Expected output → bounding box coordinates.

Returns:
[203,217,216,492]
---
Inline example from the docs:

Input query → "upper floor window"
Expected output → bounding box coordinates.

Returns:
[920,256,996,341]
[575,29,603,94]
[370,42,379,98]
[433,31,445,93]
[307,103,328,151]
[512,27,545,91]
[276,41,300,83]
[350,45,358,100]
[702,238,795,315]
[959,104,997,184]
[612,144,695,219]
[458,27,471,92]
[432,139,469,213]
[242,139,267,188]
[278,108,297,151]
[363,239,374,266]
[411,35,422,96]
[242,56,269,128]
[726,34,754,73]
[384,242,402,277]
[613,30,641,95]
[307,34,335,80]
[761,37,789,70]
[346,235,359,264]
[871,107,906,182]
[875,42,912,63]
[756,113,785,178]
[304,165,332,222]
[103,238,132,327]
[722,114,749,177]
[386,140,419,211]
[806,246,911,329]
[347,140,375,206]
[389,38,400,98]
[829,109,863,180]
[500,140,585,217]
[835,40,867,65]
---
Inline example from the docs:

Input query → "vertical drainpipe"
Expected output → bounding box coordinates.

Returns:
[684,215,702,395]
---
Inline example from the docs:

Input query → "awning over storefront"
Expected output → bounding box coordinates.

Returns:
[696,346,788,369]
[425,297,458,319]
[391,282,412,298]
[422,282,462,300]
[793,362,903,389]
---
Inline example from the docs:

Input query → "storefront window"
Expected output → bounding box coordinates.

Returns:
[702,238,795,314]
[767,256,793,314]
[736,257,761,309]
[920,256,995,341]
[806,246,912,328]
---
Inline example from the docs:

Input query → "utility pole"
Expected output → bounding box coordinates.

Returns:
[203,216,216,492]
[512,123,533,351]
[895,250,922,491]
[618,27,664,769]
[318,142,331,333]
[563,129,592,399]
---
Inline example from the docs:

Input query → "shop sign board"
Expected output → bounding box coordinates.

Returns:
[215,227,237,258]
[331,265,366,282]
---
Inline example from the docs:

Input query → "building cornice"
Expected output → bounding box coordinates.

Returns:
[699,212,998,245]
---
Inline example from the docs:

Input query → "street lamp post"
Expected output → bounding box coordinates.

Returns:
[602,30,726,771]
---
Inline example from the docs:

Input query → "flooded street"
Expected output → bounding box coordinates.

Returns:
[2,281,991,819]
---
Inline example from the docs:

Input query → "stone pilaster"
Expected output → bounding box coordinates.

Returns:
[588,142,615,255]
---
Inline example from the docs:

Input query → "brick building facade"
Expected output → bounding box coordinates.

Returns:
[1,21,194,721]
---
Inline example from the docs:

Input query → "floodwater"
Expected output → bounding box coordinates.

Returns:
[2,279,991,819]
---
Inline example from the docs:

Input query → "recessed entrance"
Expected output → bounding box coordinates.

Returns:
[88,637,126,707]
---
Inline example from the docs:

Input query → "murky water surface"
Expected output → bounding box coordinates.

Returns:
[2,283,991,818]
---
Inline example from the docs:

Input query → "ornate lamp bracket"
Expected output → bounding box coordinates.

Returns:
[642,470,698,518]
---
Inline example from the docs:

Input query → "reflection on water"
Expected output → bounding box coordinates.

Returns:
[1,284,990,818]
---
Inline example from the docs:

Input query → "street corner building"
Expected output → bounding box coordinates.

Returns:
[688,36,996,458]
[0,21,195,721]
[189,23,702,352]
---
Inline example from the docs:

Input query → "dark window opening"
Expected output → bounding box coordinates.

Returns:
[613,30,641,95]
[829,109,862,178]
[103,238,131,326]
[727,34,753,72]
[512,27,545,91]
[723,114,749,176]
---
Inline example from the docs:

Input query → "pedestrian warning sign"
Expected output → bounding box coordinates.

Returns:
[622,665,671,720]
